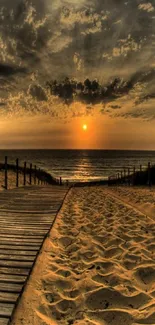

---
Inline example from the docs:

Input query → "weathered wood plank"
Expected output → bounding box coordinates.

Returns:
[0,274,26,283]
[0,318,9,325]
[0,250,37,256]
[0,238,43,243]
[0,209,57,214]
[0,291,18,303]
[0,283,22,293]
[0,185,68,322]
[0,245,39,251]
[0,267,29,276]
[0,261,33,268]
[0,303,14,317]
[0,242,40,247]
[0,235,43,239]
[0,255,35,262]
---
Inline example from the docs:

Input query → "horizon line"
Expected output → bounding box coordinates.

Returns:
[0,148,155,152]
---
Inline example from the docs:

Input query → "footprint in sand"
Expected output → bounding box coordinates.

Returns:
[86,310,134,325]
[133,265,155,289]
[85,287,151,310]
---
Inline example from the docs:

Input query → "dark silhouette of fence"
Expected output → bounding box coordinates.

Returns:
[0,156,62,190]
[108,162,154,186]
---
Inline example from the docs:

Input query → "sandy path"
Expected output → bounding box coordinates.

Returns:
[11,186,155,325]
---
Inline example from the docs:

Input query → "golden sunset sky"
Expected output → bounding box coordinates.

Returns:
[0,0,155,149]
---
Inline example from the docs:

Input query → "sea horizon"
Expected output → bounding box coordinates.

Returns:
[0,149,154,183]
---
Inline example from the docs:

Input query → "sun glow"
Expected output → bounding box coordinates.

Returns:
[83,124,87,131]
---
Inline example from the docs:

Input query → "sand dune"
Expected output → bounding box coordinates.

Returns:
[11,186,155,325]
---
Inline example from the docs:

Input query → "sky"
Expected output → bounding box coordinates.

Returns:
[0,0,155,149]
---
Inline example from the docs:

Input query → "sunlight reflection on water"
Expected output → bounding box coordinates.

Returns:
[0,149,154,183]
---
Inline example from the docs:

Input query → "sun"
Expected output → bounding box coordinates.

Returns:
[83,124,87,131]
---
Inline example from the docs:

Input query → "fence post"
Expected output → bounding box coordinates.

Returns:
[128,168,130,185]
[133,166,135,185]
[4,156,8,190]
[121,171,123,183]
[60,177,62,186]
[148,162,151,187]
[24,162,26,186]
[38,168,40,185]
[29,163,32,185]
[124,168,126,184]
[140,165,142,172]
[16,158,19,188]
[34,165,37,185]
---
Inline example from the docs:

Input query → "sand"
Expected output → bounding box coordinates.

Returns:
[11,186,155,325]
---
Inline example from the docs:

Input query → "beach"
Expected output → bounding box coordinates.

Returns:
[11,185,155,325]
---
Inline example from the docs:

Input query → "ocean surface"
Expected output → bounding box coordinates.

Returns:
[0,149,155,183]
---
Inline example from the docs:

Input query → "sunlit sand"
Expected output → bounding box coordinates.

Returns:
[11,185,155,325]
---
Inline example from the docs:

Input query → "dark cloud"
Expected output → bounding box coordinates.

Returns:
[29,84,47,101]
[0,0,155,119]
[46,77,135,105]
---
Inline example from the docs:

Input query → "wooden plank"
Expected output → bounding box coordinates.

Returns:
[0,283,22,293]
[0,225,49,230]
[0,245,39,251]
[0,234,43,239]
[0,219,53,223]
[0,260,33,268]
[0,238,43,243]
[0,291,18,303]
[0,255,35,262]
[0,209,57,214]
[0,274,26,284]
[0,250,37,256]
[0,267,29,276]
[0,242,40,247]
[0,303,14,317]
[0,318,9,325]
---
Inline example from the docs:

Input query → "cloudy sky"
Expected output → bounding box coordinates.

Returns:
[0,0,155,149]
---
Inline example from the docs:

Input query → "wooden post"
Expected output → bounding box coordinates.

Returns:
[133,166,135,185]
[29,163,32,185]
[16,158,19,188]
[4,156,8,190]
[140,165,142,172]
[38,168,40,185]
[34,165,37,185]
[148,162,151,186]
[121,171,123,182]
[124,168,126,184]
[23,162,26,186]
[60,177,62,186]
[128,168,130,185]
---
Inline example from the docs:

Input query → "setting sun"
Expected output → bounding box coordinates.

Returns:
[83,124,87,131]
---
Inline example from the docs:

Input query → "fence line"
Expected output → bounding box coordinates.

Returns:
[108,162,154,186]
[1,156,63,190]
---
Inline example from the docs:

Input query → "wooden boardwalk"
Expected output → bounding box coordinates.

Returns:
[0,185,68,325]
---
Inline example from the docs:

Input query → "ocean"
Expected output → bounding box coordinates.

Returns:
[0,149,155,183]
